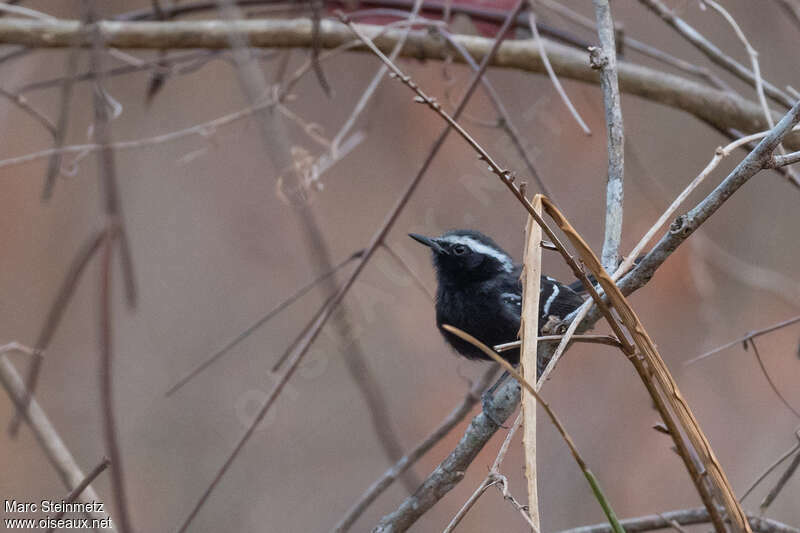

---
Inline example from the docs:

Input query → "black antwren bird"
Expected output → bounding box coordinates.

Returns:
[409,229,586,377]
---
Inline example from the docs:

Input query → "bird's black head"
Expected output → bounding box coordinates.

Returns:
[409,229,514,285]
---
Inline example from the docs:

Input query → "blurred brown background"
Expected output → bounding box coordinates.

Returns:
[1,1,799,532]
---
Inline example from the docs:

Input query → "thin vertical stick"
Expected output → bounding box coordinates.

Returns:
[520,196,543,532]
[528,8,591,136]
[592,0,625,271]
[42,40,80,200]
[98,227,134,533]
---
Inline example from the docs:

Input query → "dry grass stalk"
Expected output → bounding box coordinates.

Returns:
[442,325,624,533]
[539,196,751,533]
[520,195,544,532]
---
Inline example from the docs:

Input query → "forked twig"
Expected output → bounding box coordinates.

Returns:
[165,250,363,396]
[701,0,800,187]
[45,457,110,533]
[638,0,794,109]
[746,338,800,419]
[686,314,800,365]
[442,325,624,533]
[760,439,800,512]
[443,413,538,532]
[8,229,105,436]
[740,429,800,503]
[332,364,498,532]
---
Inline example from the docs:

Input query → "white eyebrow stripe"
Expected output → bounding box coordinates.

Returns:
[439,235,513,272]
[542,283,559,316]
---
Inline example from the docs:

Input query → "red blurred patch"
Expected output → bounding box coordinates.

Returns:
[329,0,521,38]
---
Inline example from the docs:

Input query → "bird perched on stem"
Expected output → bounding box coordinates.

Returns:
[409,229,585,377]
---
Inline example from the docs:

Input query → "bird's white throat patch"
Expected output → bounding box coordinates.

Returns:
[439,235,513,272]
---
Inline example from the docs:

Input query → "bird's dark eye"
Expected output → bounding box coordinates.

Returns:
[453,245,467,255]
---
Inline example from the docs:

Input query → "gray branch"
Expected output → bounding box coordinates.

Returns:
[559,507,799,533]
[372,376,522,533]
[617,98,800,297]
[0,354,116,530]
[591,0,625,271]
[0,18,796,150]
[333,365,498,532]
[638,0,794,109]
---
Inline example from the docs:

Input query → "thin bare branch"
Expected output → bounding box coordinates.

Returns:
[435,28,551,198]
[494,334,623,352]
[0,350,115,530]
[379,243,434,302]
[613,99,800,308]
[330,0,423,155]
[332,364,498,532]
[746,338,800,420]
[86,1,135,528]
[0,18,798,151]
[41,44,80,200]
[0,3,57,20]
[559,507,800,533]
[687,315,800,365]
[536,0,734,93]
[442,413,526,533]
[760,441,800,512]
[84,5,138,310]
[741,430,800,502]
[8,229,105,436]
[165,249,362,396]
[98,225,133,533]
[766,150,800,168]
[0,86,56,136]
[702,0,800,187]
[270,291,337,372]
[592,0,625,271]
[528,9,591,135]
[638,0,794,109]
[45,457,110,533]
[442,476,494,533]
[440,325,624,533]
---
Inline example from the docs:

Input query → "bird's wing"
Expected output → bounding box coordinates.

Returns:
[541,277,584,321]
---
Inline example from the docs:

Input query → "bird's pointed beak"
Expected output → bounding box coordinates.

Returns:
[409,233,445,254]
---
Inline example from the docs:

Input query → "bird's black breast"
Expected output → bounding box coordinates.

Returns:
[435,271,522,363]
[435,272,584,365]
